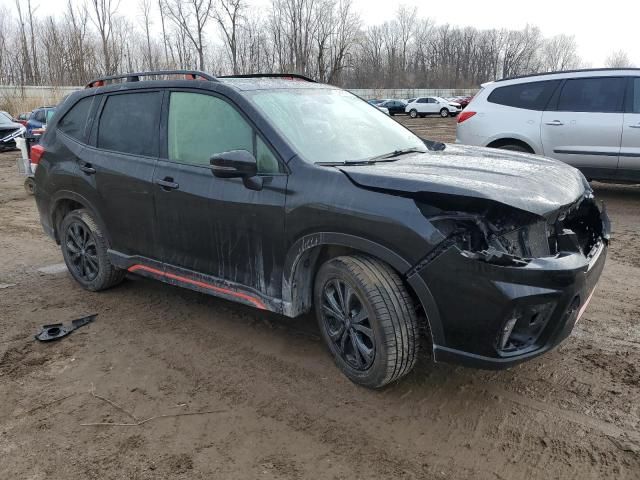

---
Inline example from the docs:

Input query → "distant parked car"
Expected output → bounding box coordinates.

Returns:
[26,106,56,134]
[456,68,640,183]
[0,112,25,151]
[16,112,31,126]
[453,96,473,109]
[376,106,390,115]
[405,97,461,118]
[367,99,384,106]
[379,100,407,116]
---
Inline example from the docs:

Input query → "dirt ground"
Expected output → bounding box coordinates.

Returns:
[1,117,639,479]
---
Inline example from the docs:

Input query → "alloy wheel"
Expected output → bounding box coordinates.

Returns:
[65,221,99,282]
[321,278,375,370]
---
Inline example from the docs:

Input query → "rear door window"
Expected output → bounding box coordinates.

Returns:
[97,92,161,157]
[634,78,640,113]
[556,77,626,113]
[58,97,95,142]
[488,80,560,110]
[167,91,282,174]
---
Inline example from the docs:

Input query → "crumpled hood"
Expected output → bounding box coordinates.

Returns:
[338,144,587,216]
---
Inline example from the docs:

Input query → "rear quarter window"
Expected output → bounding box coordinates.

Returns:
[488,80,560,110]
[58,97,95,142]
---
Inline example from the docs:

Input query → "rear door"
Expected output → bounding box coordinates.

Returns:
[80,90,161,257]
[541,76,626,177]
[153,90,288,298]
[620,77,640,179]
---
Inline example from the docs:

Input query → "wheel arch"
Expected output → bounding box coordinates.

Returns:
[49,191,111,246]
[486,136,536,153]
[282,232,444,347]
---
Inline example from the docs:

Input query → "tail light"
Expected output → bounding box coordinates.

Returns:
[30,144,45,164]
[457,111,476,124]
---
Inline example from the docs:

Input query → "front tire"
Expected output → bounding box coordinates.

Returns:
[496,143,530,153]
[409,109,418,118]
[60,209,125,291]
[314,255,419,388]
[440,108,449,118]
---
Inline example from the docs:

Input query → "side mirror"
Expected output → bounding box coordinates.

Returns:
[210,150,257,178]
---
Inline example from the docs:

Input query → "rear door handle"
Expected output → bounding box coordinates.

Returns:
[545,120,564,126]
[156,177,179,190]
[629,123,640,129]
[79,162,96,175]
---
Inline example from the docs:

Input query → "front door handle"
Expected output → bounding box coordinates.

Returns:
[156,177,179,190]
[545,120,564,126]
[79,162,96,175]
[629,123,640,129]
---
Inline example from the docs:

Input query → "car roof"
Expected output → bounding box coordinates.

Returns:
[82,70,333,93]
[489,68,640,87]
[219,76,334,91]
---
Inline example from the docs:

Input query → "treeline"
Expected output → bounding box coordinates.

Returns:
[0,0,633,89]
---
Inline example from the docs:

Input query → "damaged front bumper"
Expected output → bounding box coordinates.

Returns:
[413,199,610,370]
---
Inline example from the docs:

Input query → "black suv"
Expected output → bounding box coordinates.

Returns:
[34,70,609,388]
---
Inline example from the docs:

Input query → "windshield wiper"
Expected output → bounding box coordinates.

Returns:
[366,147,426,162]
[316,147,426,166]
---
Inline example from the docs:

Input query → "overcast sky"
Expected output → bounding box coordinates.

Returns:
[14,0,638,67]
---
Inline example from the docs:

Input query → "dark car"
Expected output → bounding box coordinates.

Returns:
[26,106,56,134]
[16,112,31,126]
[34,70,609,388]
[379,99,407,116]
[0,111,25,151]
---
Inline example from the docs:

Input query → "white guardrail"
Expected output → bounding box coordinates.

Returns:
[0,85,81,107]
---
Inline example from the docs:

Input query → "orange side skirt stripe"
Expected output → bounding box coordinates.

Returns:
[127,264,267,310]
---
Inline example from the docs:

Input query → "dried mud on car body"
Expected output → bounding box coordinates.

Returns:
[1,118,639,479]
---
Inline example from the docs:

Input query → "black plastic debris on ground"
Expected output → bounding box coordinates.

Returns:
[35,314,97,342]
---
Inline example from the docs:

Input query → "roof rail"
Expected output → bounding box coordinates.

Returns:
[219,73,316,83]
[496,67,640,83]
[85,70,218,88]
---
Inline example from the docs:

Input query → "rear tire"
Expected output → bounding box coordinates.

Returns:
[59,209,125,291]
[24,177,35,195]
[314,255,419,388]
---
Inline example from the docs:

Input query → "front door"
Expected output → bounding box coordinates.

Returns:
[620,77,640,179]
[541,76,626,178]
[153,90,288,299]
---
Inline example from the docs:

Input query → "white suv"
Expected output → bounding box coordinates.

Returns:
[456,68,640,183]
[405,97,461,118]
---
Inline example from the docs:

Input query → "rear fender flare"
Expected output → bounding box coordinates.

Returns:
[49,190,111,245]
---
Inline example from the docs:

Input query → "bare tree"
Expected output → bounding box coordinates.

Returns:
[90,0,120,74]
[541,34,582,72]
[605,50,635,68]
[15,0,35,84]
[212,0,246,75]
[138,0,154,70]
[163,0,214,70]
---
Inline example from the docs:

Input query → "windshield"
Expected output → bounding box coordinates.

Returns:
[46,109,56,123]
[249,88,427,164]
